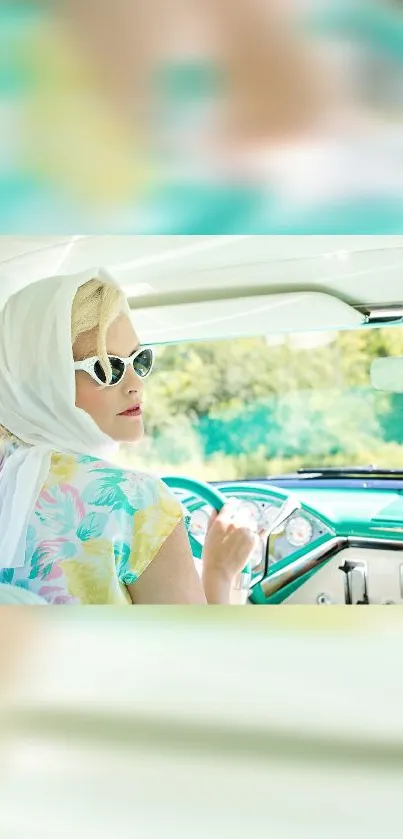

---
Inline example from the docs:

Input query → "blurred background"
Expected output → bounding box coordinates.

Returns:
[1,0,403,232]
[2,5,403,834]
[2,608,403,838]
[122,325,403,481]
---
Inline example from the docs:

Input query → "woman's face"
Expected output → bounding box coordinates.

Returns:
[74,312,145,442]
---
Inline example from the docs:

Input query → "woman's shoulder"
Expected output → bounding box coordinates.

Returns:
[47,451,178,512]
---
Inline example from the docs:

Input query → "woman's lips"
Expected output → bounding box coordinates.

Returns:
[118,404,142,417]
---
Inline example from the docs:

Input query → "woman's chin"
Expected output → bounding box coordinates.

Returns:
[115,422,145,444]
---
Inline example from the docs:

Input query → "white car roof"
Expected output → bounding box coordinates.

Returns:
[0,235,402,341]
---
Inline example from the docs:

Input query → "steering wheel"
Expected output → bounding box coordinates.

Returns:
[162,476,304,589]
[162,476,254,580]
[162,476,336,601]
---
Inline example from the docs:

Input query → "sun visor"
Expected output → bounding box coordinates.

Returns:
[130,291,365,344]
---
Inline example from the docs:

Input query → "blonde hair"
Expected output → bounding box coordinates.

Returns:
[71,278,126,383]
[0,278,126,446]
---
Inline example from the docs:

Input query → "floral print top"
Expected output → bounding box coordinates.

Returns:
[0,451,184,604]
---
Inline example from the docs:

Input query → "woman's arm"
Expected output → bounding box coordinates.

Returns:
[127,505,256,605]
[127,521,207,604]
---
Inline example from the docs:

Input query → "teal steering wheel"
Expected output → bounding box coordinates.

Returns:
[162,477,335,599]
[162,475,252,574]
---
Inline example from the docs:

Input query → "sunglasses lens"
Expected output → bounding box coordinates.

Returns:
[109,358,126,384]
[133,348,153,378]
[94,358,125,385]
[93,349,153,385]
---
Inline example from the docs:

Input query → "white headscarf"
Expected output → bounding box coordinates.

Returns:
[0,268,122,569]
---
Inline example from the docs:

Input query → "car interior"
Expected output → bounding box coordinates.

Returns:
[1,234,403,605]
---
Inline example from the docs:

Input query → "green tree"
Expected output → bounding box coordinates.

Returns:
[124,324,403,479]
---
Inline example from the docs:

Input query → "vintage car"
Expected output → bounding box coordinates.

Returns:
[0,234,403,604]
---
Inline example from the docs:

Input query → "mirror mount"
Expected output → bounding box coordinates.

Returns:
[364,306,403,325]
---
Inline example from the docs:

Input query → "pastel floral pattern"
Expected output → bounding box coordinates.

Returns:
[0,451,184,604]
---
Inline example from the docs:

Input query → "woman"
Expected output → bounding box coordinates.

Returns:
[0,269,255,604]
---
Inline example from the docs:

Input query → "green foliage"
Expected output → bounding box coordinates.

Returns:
[121,326,403,479]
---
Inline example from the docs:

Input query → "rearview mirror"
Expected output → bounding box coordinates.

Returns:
[370,357,403,393]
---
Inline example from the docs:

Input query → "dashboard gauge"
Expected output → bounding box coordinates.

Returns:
[234,501,261,530]
[249,536,264,570]
[285,515,313,548]
[260,504,282,531]
[189,508,210,541]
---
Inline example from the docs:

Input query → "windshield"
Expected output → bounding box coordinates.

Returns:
[120,323,403,481]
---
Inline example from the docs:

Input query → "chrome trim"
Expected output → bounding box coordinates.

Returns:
[260,537,347,598]
[259,533,403,599]
[345,562,368,605]
[363,306,403,324]
[251,496,301,586]
[347,537,403,549]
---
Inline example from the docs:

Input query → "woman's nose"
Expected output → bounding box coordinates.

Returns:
[123,364,143,392]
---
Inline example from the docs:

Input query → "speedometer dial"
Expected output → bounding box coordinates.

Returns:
[260,504,282,530]
[189,508,210,541]
[235,501,261,529]
[285,515,313,548]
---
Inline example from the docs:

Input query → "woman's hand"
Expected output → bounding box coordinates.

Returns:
[201,501,257,604]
